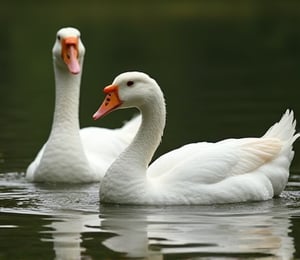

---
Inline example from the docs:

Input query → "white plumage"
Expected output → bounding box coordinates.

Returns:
[26,28,140,183]
[93,71,299,205]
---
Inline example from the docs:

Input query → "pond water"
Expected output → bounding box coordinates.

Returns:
[1,173,300,259]
[1,1,300,259]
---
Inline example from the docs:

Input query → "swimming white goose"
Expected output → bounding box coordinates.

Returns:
[93,71,299,205]
[26,28,140,183]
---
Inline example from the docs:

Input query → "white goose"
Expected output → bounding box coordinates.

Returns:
[26,28,140,183]
[93,71,299,205]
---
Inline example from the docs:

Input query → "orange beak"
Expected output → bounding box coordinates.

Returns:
[61,37,80,74]
[93,85,122,120]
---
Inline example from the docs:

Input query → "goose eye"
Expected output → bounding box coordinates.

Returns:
[57,35,61,41]
[127,81,134,87]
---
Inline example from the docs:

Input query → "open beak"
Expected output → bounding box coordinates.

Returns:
[93,85,122,120]
[61,37,80,74]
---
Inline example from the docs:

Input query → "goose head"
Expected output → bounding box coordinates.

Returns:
[93,72,160,120]
[52,27,85,74]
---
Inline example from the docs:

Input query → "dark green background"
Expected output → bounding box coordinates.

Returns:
[1,0,300,173]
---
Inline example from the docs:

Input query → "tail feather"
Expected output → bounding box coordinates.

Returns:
[262,110,299,195]
[263,109,300,144]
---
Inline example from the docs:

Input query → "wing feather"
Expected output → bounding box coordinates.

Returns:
[147,137,282,185]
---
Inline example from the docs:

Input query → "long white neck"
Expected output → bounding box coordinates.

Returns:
[50,61,82,136]
[34,58,93,182]
[106,88,166,176]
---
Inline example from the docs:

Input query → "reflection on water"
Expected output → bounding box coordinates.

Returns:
[99,203,298,259]
[0,173,300,259]
[42,214,100,260]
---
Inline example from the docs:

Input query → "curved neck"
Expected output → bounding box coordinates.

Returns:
[110,89,166,173]
[50,61,82,135]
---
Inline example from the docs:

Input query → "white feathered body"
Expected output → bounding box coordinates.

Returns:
[26,117,140,183]
[26,28,140,183]
[102,111,298,205]
[98,72,299,205]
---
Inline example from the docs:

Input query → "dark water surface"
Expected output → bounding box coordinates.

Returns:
[1,1,300,259]
[1,173,300,259]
